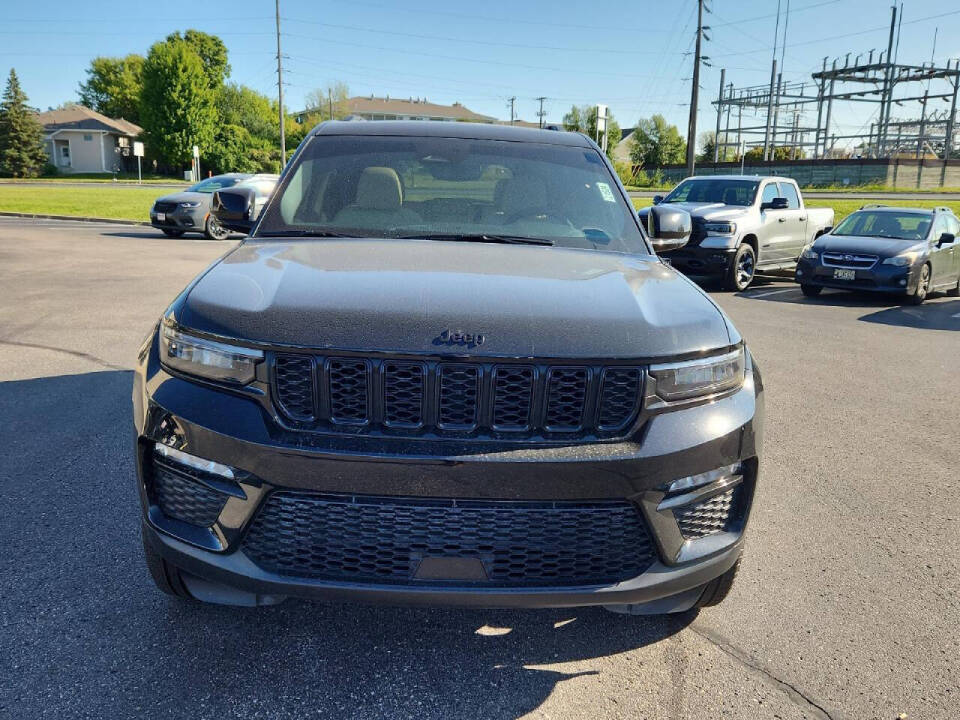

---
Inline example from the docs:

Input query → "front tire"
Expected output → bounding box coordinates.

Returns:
[724,244,756,291]
[142,523,193,600]
[907,263,931,305]
[800,284,822,297]
[695,558,741,608]
[203,214,230,241]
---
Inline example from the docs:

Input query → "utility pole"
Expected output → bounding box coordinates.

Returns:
[507,96,516,125]
[685,0,705,175]
[878,5,897,154]
[713,68,725,163]
[536,96,547,128]
[763,58,777,161]
[275,0,286,164]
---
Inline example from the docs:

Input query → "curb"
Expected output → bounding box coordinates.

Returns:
[0,211,150,226]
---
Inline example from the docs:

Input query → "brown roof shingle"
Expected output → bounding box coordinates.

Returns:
[36,105,142,136]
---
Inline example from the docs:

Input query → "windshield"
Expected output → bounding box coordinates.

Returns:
[832,211,932,241]
[257,135,648,253]
[189,176,243,194]
[663,179,758,206]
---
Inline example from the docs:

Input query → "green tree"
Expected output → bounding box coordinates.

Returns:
[220,83,279,143]
[629,115,686,169]
[140,40,217,168]
[0,69,48,177]
[165,30,230,88]
[77,54,144,122]
[303,82,351,120]
[561,104,621,159]
[743,145,806,161]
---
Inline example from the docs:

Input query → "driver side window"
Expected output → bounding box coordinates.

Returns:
[760,183,779,206]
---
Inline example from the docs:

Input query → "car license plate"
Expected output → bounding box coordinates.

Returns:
[833,268,855,280]
[156,212,166,222]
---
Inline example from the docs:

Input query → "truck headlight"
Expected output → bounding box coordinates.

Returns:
[703,222,736,235]
[179,201,202,208]
[159,322,263,384]
[800,246,819,260]
[650,347,746,401]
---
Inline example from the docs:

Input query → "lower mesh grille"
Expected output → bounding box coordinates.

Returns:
[243,493,657,586]
[152,460,227,527]
[675,488,737,539]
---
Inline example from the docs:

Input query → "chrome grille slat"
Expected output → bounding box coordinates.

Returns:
[821,252,879,269]
[272,353,644,440]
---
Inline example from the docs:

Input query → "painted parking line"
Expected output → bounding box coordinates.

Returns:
[744,288,799,298]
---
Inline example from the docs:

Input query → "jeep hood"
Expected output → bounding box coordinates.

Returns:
[176,239,732,358]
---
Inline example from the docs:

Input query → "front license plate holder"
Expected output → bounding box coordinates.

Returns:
[156,212,166,222]
[833,268,855,280]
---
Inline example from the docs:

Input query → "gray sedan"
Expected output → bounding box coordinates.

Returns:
[150,174,279,240]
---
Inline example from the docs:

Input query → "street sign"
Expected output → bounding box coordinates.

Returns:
[192,145,200,159]
[133,141,144,157]
[596,104,608,133]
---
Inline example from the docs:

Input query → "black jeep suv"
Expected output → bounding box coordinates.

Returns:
[133,121,763,614]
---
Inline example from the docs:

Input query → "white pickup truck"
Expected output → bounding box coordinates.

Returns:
[640,175,835,290]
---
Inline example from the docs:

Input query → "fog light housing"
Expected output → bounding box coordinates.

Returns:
[155,443,235,480]
[899,278,907,287]
[662,463,742,494]
[796,268,804,277]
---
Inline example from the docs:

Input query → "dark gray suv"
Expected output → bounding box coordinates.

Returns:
[134,122,763,615]
[150,173,278,240]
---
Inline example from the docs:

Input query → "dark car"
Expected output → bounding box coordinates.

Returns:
[796,205,960,304]
[133,121,763,615]
[150,173,278,240]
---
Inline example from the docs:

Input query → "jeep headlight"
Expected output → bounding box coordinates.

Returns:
[159,322,263,384]
[650,347,746,401]
[703,222,737,235]
[179,201,202,208]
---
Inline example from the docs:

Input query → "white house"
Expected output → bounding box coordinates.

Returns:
[37,106,142,174]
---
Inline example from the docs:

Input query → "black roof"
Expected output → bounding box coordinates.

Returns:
[311,120,592,147]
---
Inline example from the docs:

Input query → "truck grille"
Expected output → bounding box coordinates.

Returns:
[153,201,178,214]
[272,354,644,440]
[242,492,657,586]
[821,252,878,269]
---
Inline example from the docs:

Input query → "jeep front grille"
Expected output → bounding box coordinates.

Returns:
[272,353,644,440]
[242,492,657,586]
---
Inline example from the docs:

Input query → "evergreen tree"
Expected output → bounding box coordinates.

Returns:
[0,69,48,177]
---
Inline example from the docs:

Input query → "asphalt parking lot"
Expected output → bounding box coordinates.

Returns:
[1,216,957,720]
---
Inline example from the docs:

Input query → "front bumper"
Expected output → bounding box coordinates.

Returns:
[660,245,735,277]
[133,339,764,609]
[150,206,207,232]
[796,257,920,294]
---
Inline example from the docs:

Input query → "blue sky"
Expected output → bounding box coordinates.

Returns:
[3,0,959,150]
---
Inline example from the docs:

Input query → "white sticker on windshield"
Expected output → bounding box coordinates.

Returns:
[596,182,616,202]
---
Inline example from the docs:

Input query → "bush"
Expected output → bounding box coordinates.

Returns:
[40,162,58,177]
[614,160,637,187]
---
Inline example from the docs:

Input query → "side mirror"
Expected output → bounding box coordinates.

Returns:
[761,196,789,211]
[937,232,955,247]
[652,195,664,205]
[212,187,257,234]
[646,204,692,253]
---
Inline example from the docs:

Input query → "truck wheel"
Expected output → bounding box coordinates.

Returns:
[800,284,822,297]
[724,244,756,291]
[142,523,193,600]
[695,558,741,607]
[907,263,931,305]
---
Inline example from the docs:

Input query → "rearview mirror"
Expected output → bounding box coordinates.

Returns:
[652,195,664,205]
[937,232,955,246]
[212,187,257,235]
[646,204,692,252]
[761,196,789,211]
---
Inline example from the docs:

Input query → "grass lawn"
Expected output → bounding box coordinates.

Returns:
[0,172,188,185]
[0,185,161,221]
[631,196,960,224]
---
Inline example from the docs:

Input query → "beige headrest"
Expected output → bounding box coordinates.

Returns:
[355,167,403,210]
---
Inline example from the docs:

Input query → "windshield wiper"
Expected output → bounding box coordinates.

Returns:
[264,229,358,238]
[396,233,554,246]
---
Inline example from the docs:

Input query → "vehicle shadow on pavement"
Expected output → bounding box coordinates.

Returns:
[101,230,237,242]
[734,286,960,330]
[0,370,692,720]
